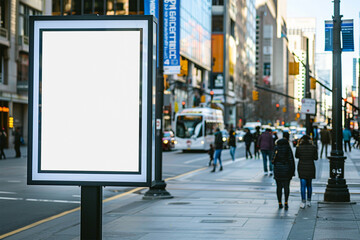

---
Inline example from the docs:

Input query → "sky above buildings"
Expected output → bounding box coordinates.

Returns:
[287,0,360,90]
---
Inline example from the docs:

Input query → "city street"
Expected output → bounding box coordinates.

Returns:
[0,144,246,236]
[1,143,360,239]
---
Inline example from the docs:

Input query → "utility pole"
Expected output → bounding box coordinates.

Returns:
[143,0,172,200]
[324,0,350,202]
[305,38,312,136]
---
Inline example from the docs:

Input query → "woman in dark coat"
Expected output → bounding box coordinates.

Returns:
[295,135,318,208]
[272,132,295,210]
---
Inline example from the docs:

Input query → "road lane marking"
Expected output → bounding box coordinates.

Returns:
[0,191,17,194]
[0,207,80,239]
[0,197,23,201]
[25,198,80,204]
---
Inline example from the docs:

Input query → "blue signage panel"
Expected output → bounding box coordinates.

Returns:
[341,19,354,52]
[144,0,159,20]
[163,0,180,74]
[325,20,333,51]
[324,19,354,52]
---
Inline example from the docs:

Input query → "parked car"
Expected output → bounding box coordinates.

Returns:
[162,130,175,151]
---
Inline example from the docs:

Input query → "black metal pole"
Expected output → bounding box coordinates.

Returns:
[81,186,102,240]
[324,0,350,202]
[143,0,172,200]
[305,38,312,136]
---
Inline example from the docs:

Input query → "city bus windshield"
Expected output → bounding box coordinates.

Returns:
[176,115,203,138]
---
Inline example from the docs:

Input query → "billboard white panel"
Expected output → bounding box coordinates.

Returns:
[28,16,156,186]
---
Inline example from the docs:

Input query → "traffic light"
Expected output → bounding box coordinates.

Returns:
[276,103,280,111]
[252,90,259,101]
[310,77,316,90]
[182,101,186,109]
[282,107,287,113]
[8,117,13,129]
[210,90,214,102]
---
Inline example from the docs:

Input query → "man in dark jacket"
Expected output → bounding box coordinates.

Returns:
[0,129,6,159]
[320,126,331,158]
[272,132,295,210]
[211,128,223,172]
[228,129,236,161]
[14,127,21,158]
[253,126,261,159]
[243,128,253,159]
[258,129,274,175]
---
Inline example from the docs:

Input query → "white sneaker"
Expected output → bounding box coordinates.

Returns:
[269,171,273,176]
[307,201,311,207]
[264,172,268,176]
[300,202,305,209]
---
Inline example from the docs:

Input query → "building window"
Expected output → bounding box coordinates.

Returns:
[0,1,6,28]
[19,3,41,37]
[52,0,142,16]
[212,0,224,5]
[230,19,235,38]
[0,47,4,84]
[212,15,223,32]
[17,53,28,82]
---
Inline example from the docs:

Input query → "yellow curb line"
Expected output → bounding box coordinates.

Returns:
[0,166,209,239]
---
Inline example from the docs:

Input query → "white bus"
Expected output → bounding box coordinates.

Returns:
[174,107,224,151]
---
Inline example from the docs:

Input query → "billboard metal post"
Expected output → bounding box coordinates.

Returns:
[81,186,102,240]
[324,0,350,202]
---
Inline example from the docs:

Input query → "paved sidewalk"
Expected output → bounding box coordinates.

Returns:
[2,145,360,239]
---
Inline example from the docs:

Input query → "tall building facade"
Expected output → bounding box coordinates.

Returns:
[211,0,256,128]
[255,0,290,124]
[287,18,316,119]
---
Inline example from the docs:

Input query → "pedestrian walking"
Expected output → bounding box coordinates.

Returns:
[320,126,331,158]
[14,127,21,158]
[208,144,214,166]
[228,129,236,161]
[352,129,359,149]
[343,127,352,152]
[253,126,261,159]
[272,131,278,144]
[312,126,319,149]
[258,128,274,176]
[0,129,6,159]
[295,135,318,208]
[243,128,253,159]
[211,128,223,172]
[272,132,295,210]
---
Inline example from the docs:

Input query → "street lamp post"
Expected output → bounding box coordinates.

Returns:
[305,38,312,136]
[143,0,172,200]
[324,0,350,202]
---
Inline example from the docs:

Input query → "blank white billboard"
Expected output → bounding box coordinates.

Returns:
[28,16,156,186]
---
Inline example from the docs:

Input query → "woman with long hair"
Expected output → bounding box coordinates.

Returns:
[272,132,295,210]
[295,135,318,208]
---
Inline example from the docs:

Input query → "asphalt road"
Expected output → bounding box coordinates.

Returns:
[0,143,246,235]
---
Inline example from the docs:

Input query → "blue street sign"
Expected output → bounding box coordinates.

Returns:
[144,0,159,20]
[163,0,180,74]
[324,19,354,52]
[325,20,333,51]
[341,19,354,52]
